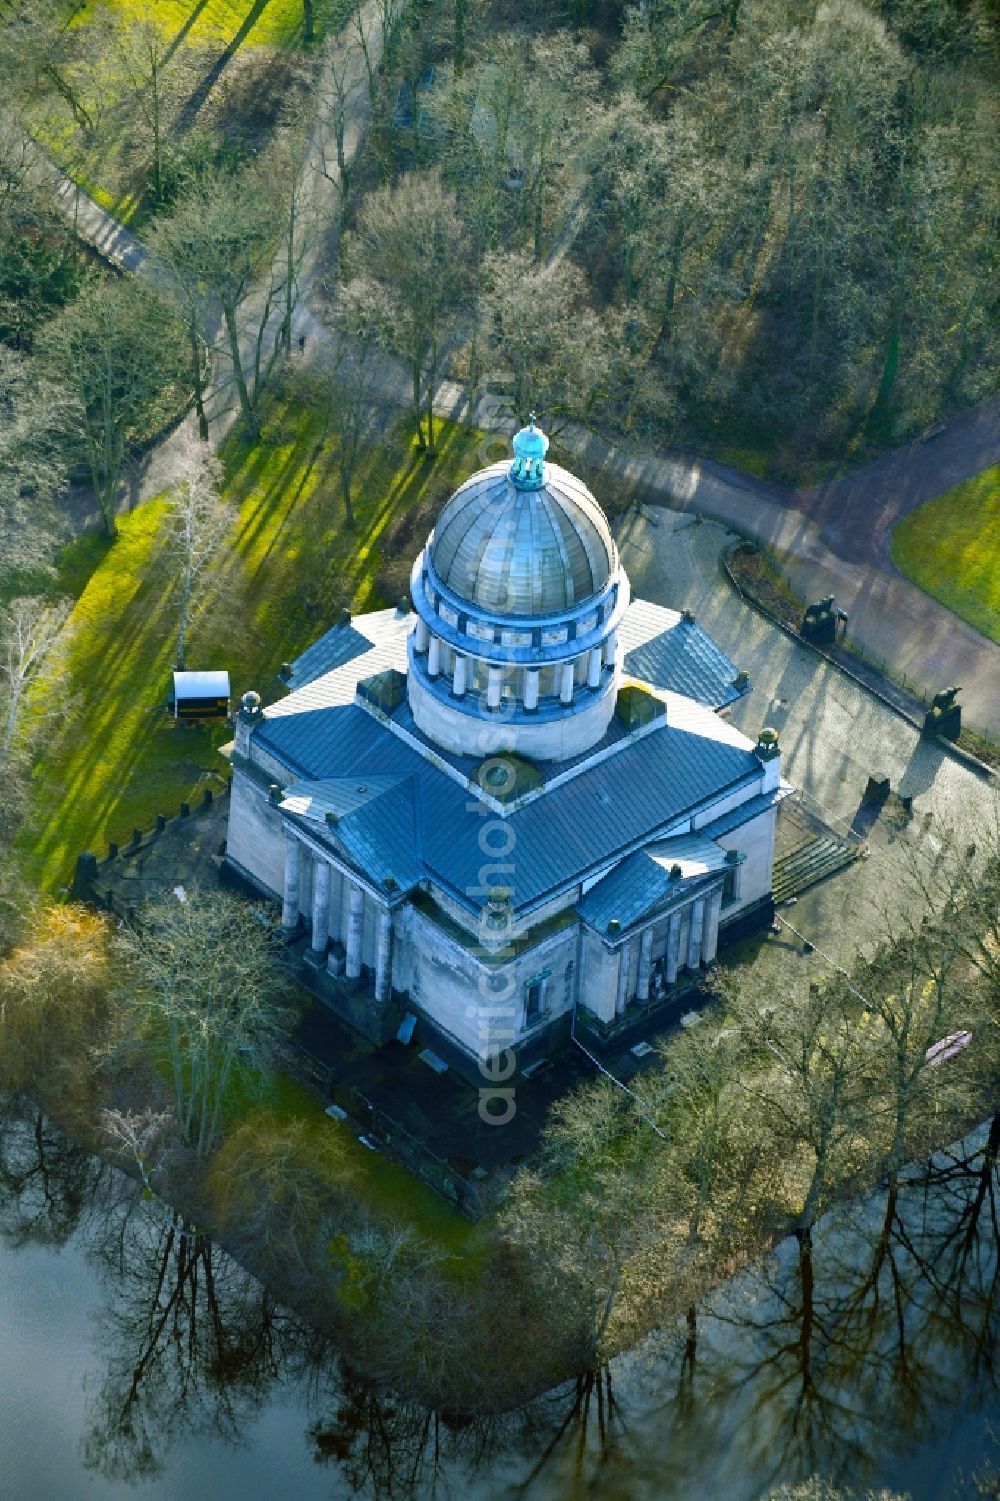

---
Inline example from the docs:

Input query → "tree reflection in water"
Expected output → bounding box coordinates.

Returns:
[0,1099,996,1500]
[80,1192,319,1482]
[0,1098,106,1248]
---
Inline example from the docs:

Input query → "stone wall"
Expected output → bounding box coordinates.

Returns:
[225,768,286,899]
[407,904,579,1060]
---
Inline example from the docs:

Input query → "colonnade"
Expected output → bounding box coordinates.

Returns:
[281,834,394,1003]
[614,887,723,1018]
[413,618,617,713]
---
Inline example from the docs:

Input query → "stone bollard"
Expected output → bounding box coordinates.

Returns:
[108,840,119,860]
[203,787,213,807]
[156,813,166,833]
[180,801,190,818]
[131,828,142,850]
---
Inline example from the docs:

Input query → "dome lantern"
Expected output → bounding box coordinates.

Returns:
[509,413,549,491]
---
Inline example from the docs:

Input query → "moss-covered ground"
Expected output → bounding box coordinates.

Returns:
[224,1064,485,1259]
[889,465,1000,645]
[19,399,483,892]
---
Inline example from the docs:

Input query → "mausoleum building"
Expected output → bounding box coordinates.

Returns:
[224,422,789,1077]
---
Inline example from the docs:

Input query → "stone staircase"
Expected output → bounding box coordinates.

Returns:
[772,833,859,905]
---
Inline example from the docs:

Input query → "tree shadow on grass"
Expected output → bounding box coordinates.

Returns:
[172,0,276,136]
[162,0,214,65]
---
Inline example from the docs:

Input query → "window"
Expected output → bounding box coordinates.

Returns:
[524,976,545,1024]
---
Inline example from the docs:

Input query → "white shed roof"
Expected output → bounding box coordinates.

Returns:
[173,670,231,698]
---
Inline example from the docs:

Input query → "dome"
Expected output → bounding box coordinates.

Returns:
[428,425,615,617]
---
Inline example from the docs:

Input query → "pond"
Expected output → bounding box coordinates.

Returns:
[0,1105,997,1500]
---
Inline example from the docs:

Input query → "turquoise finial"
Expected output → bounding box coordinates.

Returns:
[509,415,549,490]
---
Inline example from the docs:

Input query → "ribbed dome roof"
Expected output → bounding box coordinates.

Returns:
[428,458,615,618]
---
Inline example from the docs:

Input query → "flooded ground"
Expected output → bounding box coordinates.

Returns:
[0,1103,996,1500]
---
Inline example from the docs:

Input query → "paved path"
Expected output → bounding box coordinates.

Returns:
[798,396,1000,564]
[27,19,1000,738]
[617,503,997,978]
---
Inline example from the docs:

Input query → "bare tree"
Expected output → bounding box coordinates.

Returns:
[0,594,73,770]
[114,19,190,211]
[722,971,876,1239]
[480,250,620,433]
[0,120,82,349]
[113,891,295,1159]
[206,1114,358,1274]
[160,439,232,669]
[0,904,113,1112]
[503,1079,665,1365]
[0,347,69,581]
[100,1106,175,1202]
[0,0,96,131]
[149,166,284,436]
[344,169,472,450]
[315,286,386,525]
[315,27,367,225]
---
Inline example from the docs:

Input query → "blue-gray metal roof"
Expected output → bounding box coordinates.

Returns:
[255,700,761,915]
[282,775,424,893]
[577,837,726,934]
[698,787,786,839]
[286,621,377,689]
[623,617,745,709]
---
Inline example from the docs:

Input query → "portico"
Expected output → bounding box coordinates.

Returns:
[279,826,397,1006]
[603,883,724,1019]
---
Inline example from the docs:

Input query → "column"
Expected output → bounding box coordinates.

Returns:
[415,618,429,653]
[281,836,301,930]
[374,908,394,1002]
[346,883,364,978]
[427,635,441,677]
[701,887,722,965]
[665,911,681,984]
[615,941,631,1016]
[310,859,330,956]
[687,898,705,969]
[603,628,618,667]
[587,646,603,689]
[487,665,503,709]
[452,654,467,698]
[559,660,575,704]
[523,668,539,711]
[637,927,653,1001]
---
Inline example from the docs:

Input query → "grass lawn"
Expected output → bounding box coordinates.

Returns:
[889,465,1000,645]
[74,0,313,49]
[19,397,484,892]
